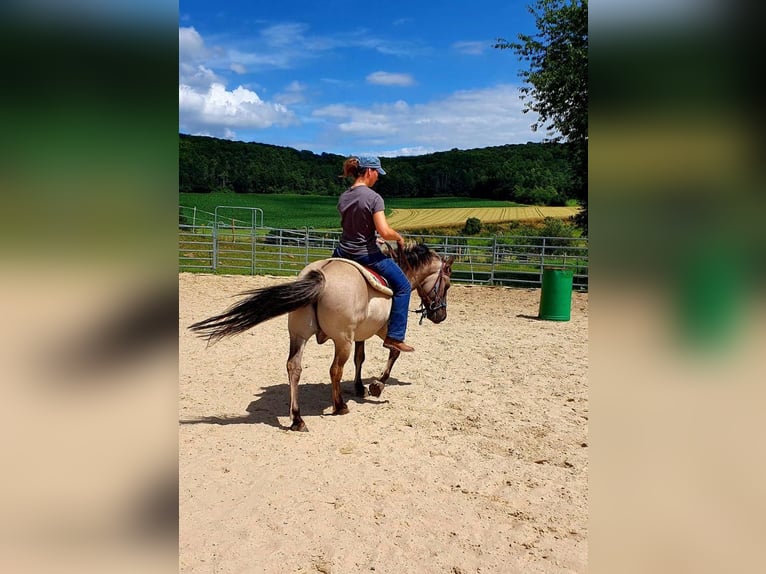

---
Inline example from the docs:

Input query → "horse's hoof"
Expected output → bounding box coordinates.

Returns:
[290,421,308,432]
[355,385,369,398]
[369,382,384,397]
[333,404,350,415]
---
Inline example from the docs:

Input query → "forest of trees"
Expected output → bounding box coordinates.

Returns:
[179,134,582,207]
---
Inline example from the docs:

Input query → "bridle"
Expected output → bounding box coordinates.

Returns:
[388,243,451,325]
[411,258,450,325]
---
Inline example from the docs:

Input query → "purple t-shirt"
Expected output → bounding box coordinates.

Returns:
[337,185,385,257]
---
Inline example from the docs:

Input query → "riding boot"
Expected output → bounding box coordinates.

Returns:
[383,337,415,352]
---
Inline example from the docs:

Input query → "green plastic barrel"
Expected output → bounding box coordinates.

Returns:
[538,267,573,321]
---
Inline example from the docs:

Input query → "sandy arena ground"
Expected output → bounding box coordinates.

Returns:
[179,271,588,573]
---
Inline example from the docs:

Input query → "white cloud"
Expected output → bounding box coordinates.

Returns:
[452,41,487,55]
[366,71,415,87]
[392,100,409,111]
[338,120,393,136]
[176,26,542,153]
[179,83,298,139]
[314,105,394,135]
[226,23,338,71]
[311,104,352,119]
[275,81,307,106]
[260,22,309,48]
[178,27,227,88]
[179,26,207,63]
[179,63,224,90]
[378,146,435,157]
[312,85,546,155]
[178,26,301,140]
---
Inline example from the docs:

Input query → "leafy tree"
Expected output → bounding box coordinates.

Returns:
[514,185,560,205]
[178,135,578,204]
[539,216,578,255]
[463,217,482,235]
[540,216,575,239]
[495,0,588,231]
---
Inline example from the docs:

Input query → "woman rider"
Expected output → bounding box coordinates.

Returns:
[332,155,414,353]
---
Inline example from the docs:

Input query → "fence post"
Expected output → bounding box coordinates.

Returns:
[540,236,546,287]
[212,225,218,272]
[490,236,497,285]
[304,227,310,266]
[251,226,256,275]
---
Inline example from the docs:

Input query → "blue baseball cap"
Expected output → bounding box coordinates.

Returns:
[357,155,386,175]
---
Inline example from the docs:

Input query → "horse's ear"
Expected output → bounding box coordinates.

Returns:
[444,255,455,271]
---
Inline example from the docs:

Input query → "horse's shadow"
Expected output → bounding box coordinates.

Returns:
[179,377,410,430]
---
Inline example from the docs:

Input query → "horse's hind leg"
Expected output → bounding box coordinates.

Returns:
[370,348,401,397]
[286,335,308,432]
[330,341,352,415]
[353,341,367,397]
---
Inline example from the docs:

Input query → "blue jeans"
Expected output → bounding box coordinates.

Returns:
[333,247,411,341]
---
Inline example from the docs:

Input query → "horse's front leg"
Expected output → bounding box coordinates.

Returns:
[330,340,352,415]
[370,348,400,397]
[286,335,308,432]
[353,341,367,397]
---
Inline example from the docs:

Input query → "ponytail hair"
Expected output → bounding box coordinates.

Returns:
[342,156,367,178]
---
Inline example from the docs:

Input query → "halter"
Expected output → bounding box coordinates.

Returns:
[412,258,449,325]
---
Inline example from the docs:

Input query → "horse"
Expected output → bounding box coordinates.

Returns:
[189,242,455,431]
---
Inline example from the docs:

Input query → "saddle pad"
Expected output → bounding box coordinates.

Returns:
[324,258,393,296]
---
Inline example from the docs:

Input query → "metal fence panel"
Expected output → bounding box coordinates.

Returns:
[178,224,588,290]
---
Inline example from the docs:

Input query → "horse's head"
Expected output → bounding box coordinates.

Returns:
[414,254,455,324]
[386,242,455,325]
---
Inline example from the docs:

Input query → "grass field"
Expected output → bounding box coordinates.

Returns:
[179,193,577,230]
[179,193,343,229]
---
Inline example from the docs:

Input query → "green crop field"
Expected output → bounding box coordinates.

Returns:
[180,193,549,230]
[179,193,342,229]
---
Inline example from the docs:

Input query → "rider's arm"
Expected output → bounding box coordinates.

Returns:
[372,211,404,247]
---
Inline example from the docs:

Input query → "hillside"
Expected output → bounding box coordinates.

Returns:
[179,134,583,206]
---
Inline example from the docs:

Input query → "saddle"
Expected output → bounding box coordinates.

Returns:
[323,258,393,296]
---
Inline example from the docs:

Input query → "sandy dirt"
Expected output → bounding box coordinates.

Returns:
[179,271,588,573]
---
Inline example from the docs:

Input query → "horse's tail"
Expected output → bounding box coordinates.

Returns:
[188,270,325,344]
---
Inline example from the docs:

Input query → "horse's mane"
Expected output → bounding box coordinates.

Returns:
[382,241,435,271]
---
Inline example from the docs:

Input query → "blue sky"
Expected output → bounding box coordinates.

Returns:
[179,0,544,157]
